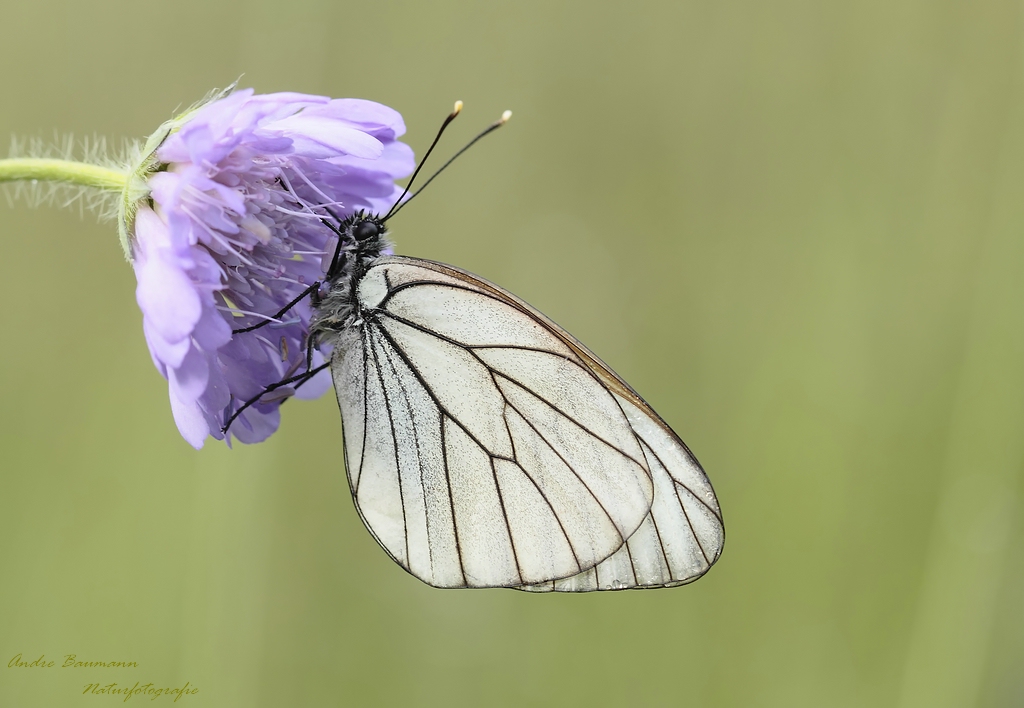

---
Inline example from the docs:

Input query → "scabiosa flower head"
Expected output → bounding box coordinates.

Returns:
[128,88,414,448]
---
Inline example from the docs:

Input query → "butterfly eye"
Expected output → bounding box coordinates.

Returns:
[353,220,380,242]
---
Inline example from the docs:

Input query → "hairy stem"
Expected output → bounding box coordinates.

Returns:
[0,158,126,191]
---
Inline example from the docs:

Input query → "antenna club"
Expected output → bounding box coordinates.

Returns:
[385,103,511,221]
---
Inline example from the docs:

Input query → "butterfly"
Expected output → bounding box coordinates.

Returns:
[224,106,724,591]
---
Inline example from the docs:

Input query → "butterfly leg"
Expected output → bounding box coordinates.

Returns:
[220,329,323,435]
[220,360,331,435]
[304,329,319,371]
[220,211,347,434]
[230,211,351,336]
[230,281,321,334]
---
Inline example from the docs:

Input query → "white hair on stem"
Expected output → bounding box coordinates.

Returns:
[3,133,139,222]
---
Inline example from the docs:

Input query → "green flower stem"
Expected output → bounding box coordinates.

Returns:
[0,158,126,191]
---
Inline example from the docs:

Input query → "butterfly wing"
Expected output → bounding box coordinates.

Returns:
[518,393,724,591]
[332,257,655,588]
[394,257,726,592]
[331,255,722,590]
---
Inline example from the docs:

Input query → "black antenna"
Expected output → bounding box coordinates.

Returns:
[384,109,512,222]
[382,101,464,221]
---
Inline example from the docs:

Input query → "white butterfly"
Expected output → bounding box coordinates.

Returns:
[225,108,724,592]
[320,252,724,591]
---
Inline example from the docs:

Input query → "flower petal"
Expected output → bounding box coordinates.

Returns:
[327,140,415,177]
[167,346,213,447]
[263,115,384,159]
[169,388,210,449]
[310,99,407,139]
[143,317,192,370]
[134,210,202,346]
[169,345,210,404]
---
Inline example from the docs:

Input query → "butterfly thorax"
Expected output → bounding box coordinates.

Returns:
[309,213,389,348]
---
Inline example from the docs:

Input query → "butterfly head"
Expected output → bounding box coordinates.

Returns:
[341,211,388,247]
[350,215,386,244]
[323,211,389,279]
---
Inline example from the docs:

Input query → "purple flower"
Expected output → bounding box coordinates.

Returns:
[130,89,414,448]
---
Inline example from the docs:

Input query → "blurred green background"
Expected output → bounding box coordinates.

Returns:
[2,0,1023,706]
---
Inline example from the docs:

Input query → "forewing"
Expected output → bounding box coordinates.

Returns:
[331,259,657,588]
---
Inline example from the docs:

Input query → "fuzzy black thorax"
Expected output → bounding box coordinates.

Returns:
[310,212,390,343]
